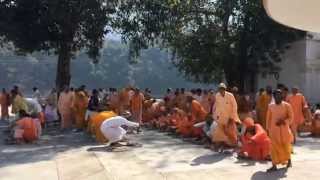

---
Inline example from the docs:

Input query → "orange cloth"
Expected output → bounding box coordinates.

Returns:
[130,93,144,123]
[266,102,294,165]
[88,111,117,143]
[142,100,153,123]
[0,92,10,119]
[256,92,272,129]
[174,109,192,136]
[288,93,307,133]
[191,100,208,122]
[38,112,45,126]
[190,100,208,137]
[73,91,89,129]
[58,91,74,129]
[118,89,131,113]
[212,91,239,145]
[16,117,38,142]
[109,92,119,113]
[241,123,271,160]
[312,118,320,136]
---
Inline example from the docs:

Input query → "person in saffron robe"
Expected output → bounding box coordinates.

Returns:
[13,110,39,143]
[238,117,271,161]
[201,90,211,113]
[0,88,10,120]
[187,96,208,138]
[266,89,293,172]
[256,86,273,129]
[118,87,132,114]
[282,87,290,102]
[238,94,253,121]
[73,87,89,130]
[212,83,240,151]
[130,88,145,124]
[58,86,74,130]
[311,110,320,137]
[287,87,308,143]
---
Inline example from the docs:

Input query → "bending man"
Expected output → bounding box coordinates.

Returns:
[100,112,139,147]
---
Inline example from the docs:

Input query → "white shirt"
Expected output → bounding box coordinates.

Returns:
[101,116,139,129]
[32,90,41,101]
[25,98,42,114]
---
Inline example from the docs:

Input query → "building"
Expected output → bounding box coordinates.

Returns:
[258,33,320,103]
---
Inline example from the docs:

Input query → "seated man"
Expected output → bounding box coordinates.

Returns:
[12,110,40,144]
[25,98,45,126]
[100,112,139,148]
[238,117,271,161]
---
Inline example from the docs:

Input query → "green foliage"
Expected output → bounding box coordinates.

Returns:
[115,0,305,90]
[0,0,113,59]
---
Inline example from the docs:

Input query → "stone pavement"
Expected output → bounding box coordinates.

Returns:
[1,121,320,180]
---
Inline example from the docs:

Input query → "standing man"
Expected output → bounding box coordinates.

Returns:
[256,86,273,129]
[130,88,145,124]
[58,86,74,130]
[0,88,10,120]
[32,87,42,103]
[73,87,89,130]
[212,83,240,151]
[287,87,308,143]
[266,89,293,172]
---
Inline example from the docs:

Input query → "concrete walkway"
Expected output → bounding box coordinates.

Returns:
[1,122,320,180]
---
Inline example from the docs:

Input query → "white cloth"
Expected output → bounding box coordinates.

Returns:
[25,98,42,114]
[100,116,139,144]
[32,90,41,102]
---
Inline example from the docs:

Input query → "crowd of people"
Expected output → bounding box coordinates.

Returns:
[1,83,320,172]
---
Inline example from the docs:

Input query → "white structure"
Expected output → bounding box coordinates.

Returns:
[258,33,320,103]
[263,0,320,33]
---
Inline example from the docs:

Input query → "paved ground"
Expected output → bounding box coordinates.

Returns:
[1,120,320,180]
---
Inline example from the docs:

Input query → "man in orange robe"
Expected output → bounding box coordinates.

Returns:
[118,87,132,114]
[266,89,293,172]
[130,88,145,124]
[256,86,273,129]
[239,117,271,161]
[0,88,10,120]
[287,87,308,143]
[200,90,211,113]
[58,87,74,130]
[14,110,39,143]
[188,96,208,138]
[311,110,320,137]
[73,88,89,130]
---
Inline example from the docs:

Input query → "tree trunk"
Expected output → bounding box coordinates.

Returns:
[56,44,72,91]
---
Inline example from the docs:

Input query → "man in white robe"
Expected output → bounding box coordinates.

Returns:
[100,114,139,147]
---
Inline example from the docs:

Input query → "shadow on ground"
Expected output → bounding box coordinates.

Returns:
[190,153,229,166]
[0,125,97,168]
[251,168,288,180]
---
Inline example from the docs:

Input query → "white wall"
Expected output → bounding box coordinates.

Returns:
[257,40,307,94]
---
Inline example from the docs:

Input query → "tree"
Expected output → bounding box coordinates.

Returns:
[0,0,116,90]
[115,0,305,92]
